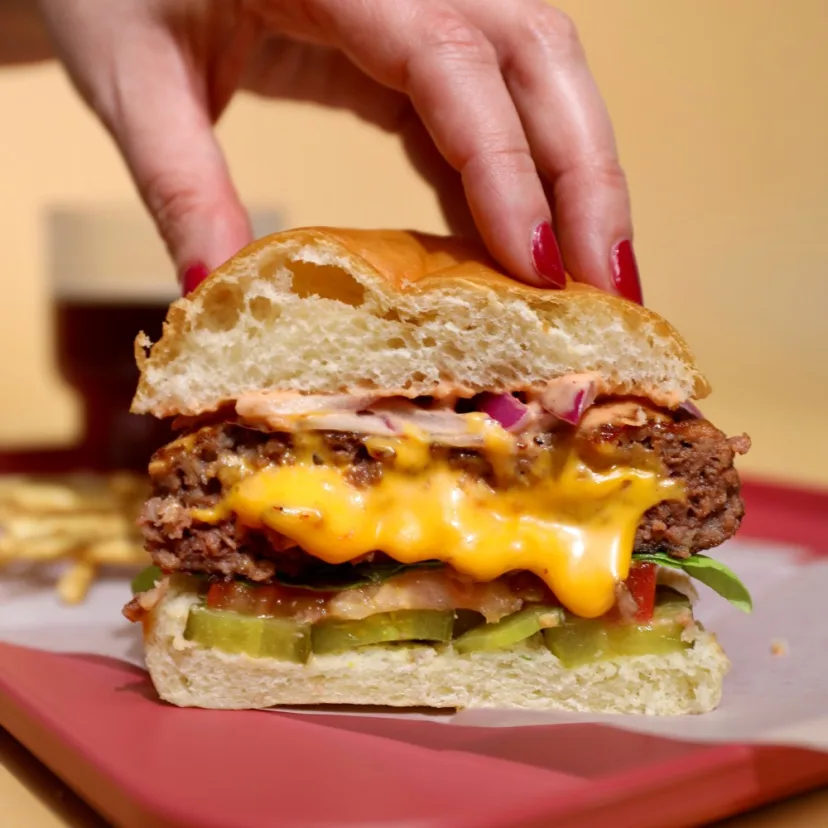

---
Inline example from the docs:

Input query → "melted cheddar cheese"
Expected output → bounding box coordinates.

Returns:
[193,425,682,619]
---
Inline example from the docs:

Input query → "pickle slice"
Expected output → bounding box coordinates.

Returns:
[543,620,613,667]
[452,609,485,638]
[131,565,162,595]
[185,606,311,663]
[543,603,691,668]
[260,617,312,662]
[607,620,689,657]
[453,605,565,654]
[311,610,454,655]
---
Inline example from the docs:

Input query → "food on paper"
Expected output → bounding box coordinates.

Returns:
[125,228,751,715]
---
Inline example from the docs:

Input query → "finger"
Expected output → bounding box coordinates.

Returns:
[252,0,565,288]
[458,0,638,300]
[39,1,252,279]
[110,33,252,277]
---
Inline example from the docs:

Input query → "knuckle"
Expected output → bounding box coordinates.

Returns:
[558,159,630,200]
[421,12,496,67]
[462,144,536,178]
[524,4,584,60]
[401,10,497,97]
[587,160,629,192]
[140,171,202,240]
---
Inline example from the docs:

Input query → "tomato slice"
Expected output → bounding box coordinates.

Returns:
[206,582,264,614]
[205,581,327,617]
[206,582,232,610]
[248,585,279,616]
[626,563,657,623]
[602,563,657,624]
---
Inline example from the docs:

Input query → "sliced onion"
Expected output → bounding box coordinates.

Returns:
[236,391,380,420]
[368,402,486,443]
[304,412,398,435]
[656,567,699,605]
[539,375,598,425]
[613,583,639,623]
[367,399,423,416]
[476,393,532,432]
[678,401,704,419]
[326,569,522,623]
[369,401,467,433]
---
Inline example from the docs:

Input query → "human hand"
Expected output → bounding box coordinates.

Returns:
[37,0,640,300]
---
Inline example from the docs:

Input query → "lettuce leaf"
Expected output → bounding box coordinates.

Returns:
[131,561,444,595]
[273,560,444,592]
[633,552,752,613]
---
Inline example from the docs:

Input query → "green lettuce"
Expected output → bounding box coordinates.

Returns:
[633,551,752,613]
[131,560,444,596]
[272,559,444,592]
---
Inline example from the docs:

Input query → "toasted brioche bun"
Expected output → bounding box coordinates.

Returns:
[132,228,709,418]
[143,581,730,715]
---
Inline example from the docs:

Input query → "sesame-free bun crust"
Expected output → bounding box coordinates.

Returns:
[132,228,709,418]
[144,581,729,715]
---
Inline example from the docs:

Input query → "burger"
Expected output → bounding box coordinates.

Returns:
[125,228,751,715]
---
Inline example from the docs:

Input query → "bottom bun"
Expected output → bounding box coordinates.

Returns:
[143,583,730,715]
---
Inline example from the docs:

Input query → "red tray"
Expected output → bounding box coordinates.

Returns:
[1,478,827,828]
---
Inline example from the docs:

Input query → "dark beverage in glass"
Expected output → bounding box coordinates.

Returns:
[0,205,182,474]
[52,295,175,471]
[0,206,280,474]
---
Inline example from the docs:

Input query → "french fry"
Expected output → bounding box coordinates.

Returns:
[1,514,131,544]
[0,481,80,512]
[85,538,147,565]
[57,559,98,605]
[0,536,85,563]
[0,473,151,603]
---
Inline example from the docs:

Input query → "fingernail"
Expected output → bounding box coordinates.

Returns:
[611,240,643,304]
[531,222,566,288]
[179,262,210,295]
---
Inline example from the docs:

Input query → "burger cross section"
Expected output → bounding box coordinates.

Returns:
[125,228,751,716]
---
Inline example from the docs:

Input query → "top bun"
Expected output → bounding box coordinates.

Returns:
[131,227,709,418]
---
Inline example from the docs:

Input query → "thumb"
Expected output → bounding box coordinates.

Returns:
[106,34,252,281]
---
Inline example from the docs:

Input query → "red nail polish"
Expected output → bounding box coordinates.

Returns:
[180,262,210,295]
[611,240,643,304]
[531,222,566,288]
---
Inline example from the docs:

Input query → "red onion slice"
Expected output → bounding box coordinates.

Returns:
[236,391,380,420]
[368,400,489,445]
[368,400,469,433]
[539,376,598,425]
[476,393,532,432]
[306,412,398,435]
[678,401,704,419]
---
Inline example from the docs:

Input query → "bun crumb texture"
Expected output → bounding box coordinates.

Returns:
[144,583,729,716]
[132,228,708,418]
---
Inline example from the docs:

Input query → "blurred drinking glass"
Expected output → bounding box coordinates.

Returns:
[2,206,281,474]
[48,206,180,472]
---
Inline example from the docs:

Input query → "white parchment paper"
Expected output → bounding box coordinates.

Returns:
[2,539,827,750]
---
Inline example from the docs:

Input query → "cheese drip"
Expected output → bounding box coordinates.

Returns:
[193,427,681,618]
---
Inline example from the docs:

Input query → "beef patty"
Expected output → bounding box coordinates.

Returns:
[139,416,750,583]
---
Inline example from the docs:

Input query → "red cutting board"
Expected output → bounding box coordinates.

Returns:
[1,478,827,828]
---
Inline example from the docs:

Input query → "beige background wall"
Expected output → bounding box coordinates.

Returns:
[0,0,825,487]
